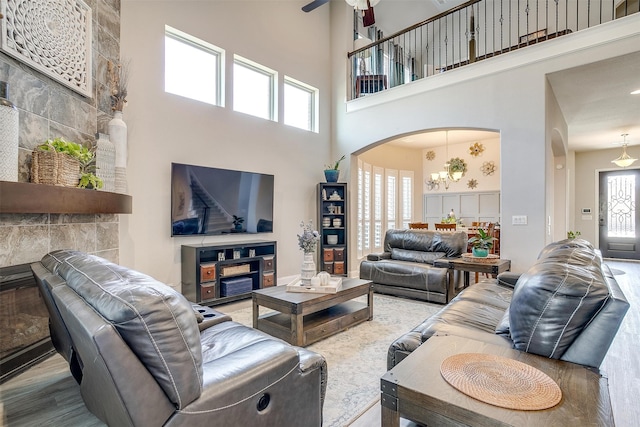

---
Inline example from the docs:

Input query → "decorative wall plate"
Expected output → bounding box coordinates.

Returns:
[425,150,436,161]
[467,179,478,189]
[481,161,496,176]
[1,0,93,97]
[469,142,484,157]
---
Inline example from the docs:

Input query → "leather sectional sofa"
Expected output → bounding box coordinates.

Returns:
[31,249,327,427]
[387,238,630,371]
[359,229,468,304]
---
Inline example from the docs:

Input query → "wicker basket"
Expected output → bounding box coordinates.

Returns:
[31,150,80,187]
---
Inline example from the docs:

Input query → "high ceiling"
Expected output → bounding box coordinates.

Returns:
[547,51,640,153]
[371,1,640,152]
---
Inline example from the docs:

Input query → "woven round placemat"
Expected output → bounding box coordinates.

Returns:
[461,253,501,264]
[440,353,562,411]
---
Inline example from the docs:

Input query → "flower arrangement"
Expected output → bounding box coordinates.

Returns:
[297,220,320,253]
[107,59,130,111]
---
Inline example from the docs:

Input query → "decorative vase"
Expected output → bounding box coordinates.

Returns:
[300,252,316,284]
[324,169,339,182]
[472,247,489,258]
[0,81,19,182]
[95,133,116,192]
[108,110,128,193]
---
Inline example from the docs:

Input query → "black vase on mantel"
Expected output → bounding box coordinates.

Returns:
[0,81,19,182]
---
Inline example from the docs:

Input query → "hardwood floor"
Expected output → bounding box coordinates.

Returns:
[350,259,640,427]
[1,261,637,427]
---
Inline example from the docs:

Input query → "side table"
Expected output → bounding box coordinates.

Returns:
[380,335,614,426]
[434,257,511,302]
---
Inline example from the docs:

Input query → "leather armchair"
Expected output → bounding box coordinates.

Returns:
[32,250,327,427]
[360,229,467,303]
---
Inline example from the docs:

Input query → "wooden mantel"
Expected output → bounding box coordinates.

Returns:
[0,181,132,214]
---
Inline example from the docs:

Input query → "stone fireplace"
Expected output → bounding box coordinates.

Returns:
[0,0,124,382]
[0,263,52,382]
[0,211,122,382]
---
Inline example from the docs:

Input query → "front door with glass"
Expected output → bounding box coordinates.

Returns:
[598,169,640,259]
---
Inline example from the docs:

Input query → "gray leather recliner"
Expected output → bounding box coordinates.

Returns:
[387,239,630,371]
[360,229,467,303]
[31,250,327,427]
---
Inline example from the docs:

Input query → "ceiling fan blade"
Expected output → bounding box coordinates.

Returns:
[302,0,330,13]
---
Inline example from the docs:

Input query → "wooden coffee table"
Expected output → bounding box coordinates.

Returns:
[252,278,373,347]
[434,257,511,301]
[380,335,614,426]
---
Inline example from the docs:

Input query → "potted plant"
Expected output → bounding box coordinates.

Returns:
[32,138,102,189]
[78,172,104,190]
[324,154,345,183]
[76,144,104,190]
[567,230,581,239]
[467,228,496,257]
[232,215,245,231]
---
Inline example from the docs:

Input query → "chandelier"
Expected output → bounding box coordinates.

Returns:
[426,131,463,191]
[611,134,637,168]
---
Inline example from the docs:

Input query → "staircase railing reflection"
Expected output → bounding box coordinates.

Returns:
[348,0,637,100]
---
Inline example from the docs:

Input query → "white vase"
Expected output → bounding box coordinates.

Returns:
[300,252,316,284]
[108,110,128,193]
[0,81,19,182]
[95,133,116,192]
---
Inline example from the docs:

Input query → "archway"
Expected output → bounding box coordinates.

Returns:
[353,128,500,258]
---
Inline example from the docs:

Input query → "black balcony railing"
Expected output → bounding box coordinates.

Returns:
[348,0,638,100]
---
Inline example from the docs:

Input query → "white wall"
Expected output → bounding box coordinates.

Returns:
[332,14,640,272]
[119,1,640,284]
[575,148,640,246]
[423,137,501,194]
[120,1,332,288]
[545,78,569,243]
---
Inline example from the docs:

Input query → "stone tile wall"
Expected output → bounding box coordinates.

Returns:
[0,1,122,268]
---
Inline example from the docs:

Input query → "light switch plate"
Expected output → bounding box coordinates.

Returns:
[512,215,528,225]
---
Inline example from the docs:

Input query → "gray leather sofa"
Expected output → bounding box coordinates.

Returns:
[387,239,630,371]
[31,249,327,427]
[359,229,468,304]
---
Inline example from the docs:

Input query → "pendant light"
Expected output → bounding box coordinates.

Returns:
[611,134,637,168]
[426,130,462,190]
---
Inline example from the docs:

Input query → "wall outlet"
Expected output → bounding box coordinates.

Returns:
[512,215,528,225]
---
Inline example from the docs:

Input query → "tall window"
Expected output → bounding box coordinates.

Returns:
[400,172,414,229]
[284,77,318,132]
[363,166,371,251]
[357,161,412,258]
[373,167,383,250]
[164,26,224,106]
[386,170,397,230]
[233,56,276,121]
[357,164,363,256]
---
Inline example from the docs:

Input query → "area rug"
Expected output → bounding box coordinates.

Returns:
[224,294,442,427]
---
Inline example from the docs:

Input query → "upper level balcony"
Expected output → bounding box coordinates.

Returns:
[347,0,638,100]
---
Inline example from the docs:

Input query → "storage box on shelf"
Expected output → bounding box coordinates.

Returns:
[181,240,276,305]
[318,182,348,277]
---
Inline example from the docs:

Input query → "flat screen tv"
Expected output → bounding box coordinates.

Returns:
[171,163,274,236]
